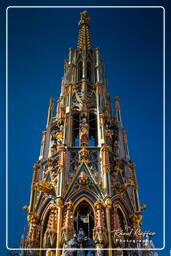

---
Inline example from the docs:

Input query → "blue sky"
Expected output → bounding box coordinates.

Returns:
[1,1,170,255]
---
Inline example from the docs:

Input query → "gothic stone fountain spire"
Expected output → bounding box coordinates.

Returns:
[22,11,155,256]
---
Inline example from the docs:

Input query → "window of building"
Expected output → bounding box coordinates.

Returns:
[72,113,80,146]
[74,201,94,239]
[89,113,97,146]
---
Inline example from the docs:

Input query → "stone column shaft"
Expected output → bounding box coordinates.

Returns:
[106,207,112,256]
[57,206,63,256]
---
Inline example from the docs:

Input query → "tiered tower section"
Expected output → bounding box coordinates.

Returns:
[23,11,154,256]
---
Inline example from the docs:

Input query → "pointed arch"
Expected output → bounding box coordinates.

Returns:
[73,196,95,216]
[73,197,95,239]
[112,195,132,222]
[40,202,58,249]
[117,207,127,231]
[40,201,53,225]
[36,196,52,216]
[112,195,133,229]
[67,189,98,209]
[39,202,52,249]
[112,202,129,235]
[117,204,128,224]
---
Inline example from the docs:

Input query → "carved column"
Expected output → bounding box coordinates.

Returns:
[93,200,108,247]
[26,213,40,249]
[57,145,66,196]
[99,113,105,144]
[95,48,100,82]
[62,201,75,243]
[96,82,102,147]
[29,163,40,212]
[43,204,58,249]
[101,145,112,194]
[56,197,64,256]
[112,206,123,256]
[105,198,112,256]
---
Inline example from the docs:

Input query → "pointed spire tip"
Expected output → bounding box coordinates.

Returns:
[77,11,92,50]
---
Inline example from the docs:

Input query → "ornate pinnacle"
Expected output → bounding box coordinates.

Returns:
[130,212,143,227]
[23,205,29,211]
[77,11,92,50]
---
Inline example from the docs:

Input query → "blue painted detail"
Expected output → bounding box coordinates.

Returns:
[71,190,97,202]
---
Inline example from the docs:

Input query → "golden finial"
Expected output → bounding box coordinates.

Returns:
[78,10,91,26]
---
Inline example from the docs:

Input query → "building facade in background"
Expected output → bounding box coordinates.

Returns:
[21,11,158,256]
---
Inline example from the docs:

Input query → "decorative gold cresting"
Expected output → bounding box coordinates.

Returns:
[77,11,91,50]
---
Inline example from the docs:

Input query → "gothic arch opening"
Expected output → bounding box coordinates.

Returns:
[40,204,58,254]
[74,200,94,239]
[72,112,80,146]
[41,210,50,248]
[41,210,53,256]
[87,61,91,81]
[117,208,127,232]
[89,113,97,146]
[78,61,83,82]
